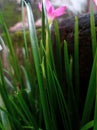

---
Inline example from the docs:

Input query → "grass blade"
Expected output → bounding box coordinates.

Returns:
[53,20,62,82]
[26,3,53,130]
[80,120,94,130]
[0,13,22,89]
[64,40,79,129]
[93,63,97,130]
[90,1,97,58]
[81,49,97,126]
[74,16,80,102]
[0,95,11,130]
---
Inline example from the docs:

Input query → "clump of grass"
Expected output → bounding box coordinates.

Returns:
[0,1,97,130]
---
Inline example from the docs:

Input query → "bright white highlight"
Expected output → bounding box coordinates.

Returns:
[51,0,88,14]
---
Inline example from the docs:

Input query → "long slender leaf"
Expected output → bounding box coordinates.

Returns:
[93,63,97,130]
[53,20,62,81]
[21,0,29,59]
[26,3,52,130]
[90,1,97,58]
[81,49,97,126]
[0,13,22,90]
[0,95,11,130]
[74,16,80,102]
[64,40,79,129]
[80,120,94,130]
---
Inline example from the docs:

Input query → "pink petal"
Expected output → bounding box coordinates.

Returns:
[38,2,42,11]
[93,0,97,5]
[38,0,67,22]
[38,0,54,13]
[53,6,67,18]
[45,0,55,13]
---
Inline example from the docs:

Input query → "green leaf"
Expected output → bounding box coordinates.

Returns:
[93,63,97,130]
[81,49,97,126]
[0,95,12,130]
[74,16,80,102]
[80,120,94,130]
[26,3,53,130]
[90,1,97,58]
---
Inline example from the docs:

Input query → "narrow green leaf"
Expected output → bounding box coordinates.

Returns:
[26,3,53,130]
[9,97,29,125]
[21,66,31,93]
[93,63,97,130]
[80,120,94,130]
[53,71,72,130]
[81,49,97,126]
[53,20,62,81]
[21,0,29,59]
[0,13,22,89]
[0,95,11,130]
[74,16,80,102]
[64,40,79,129]
[0,122,6,130]
[90,1,97,58]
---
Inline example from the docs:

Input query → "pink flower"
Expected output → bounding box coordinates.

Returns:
[38,0,67,23]
[93,0,97,5]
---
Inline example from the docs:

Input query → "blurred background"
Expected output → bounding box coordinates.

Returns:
[0,0,90,30]
[0,0,41,29]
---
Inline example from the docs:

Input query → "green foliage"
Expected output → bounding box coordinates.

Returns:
[0,1,97,130]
